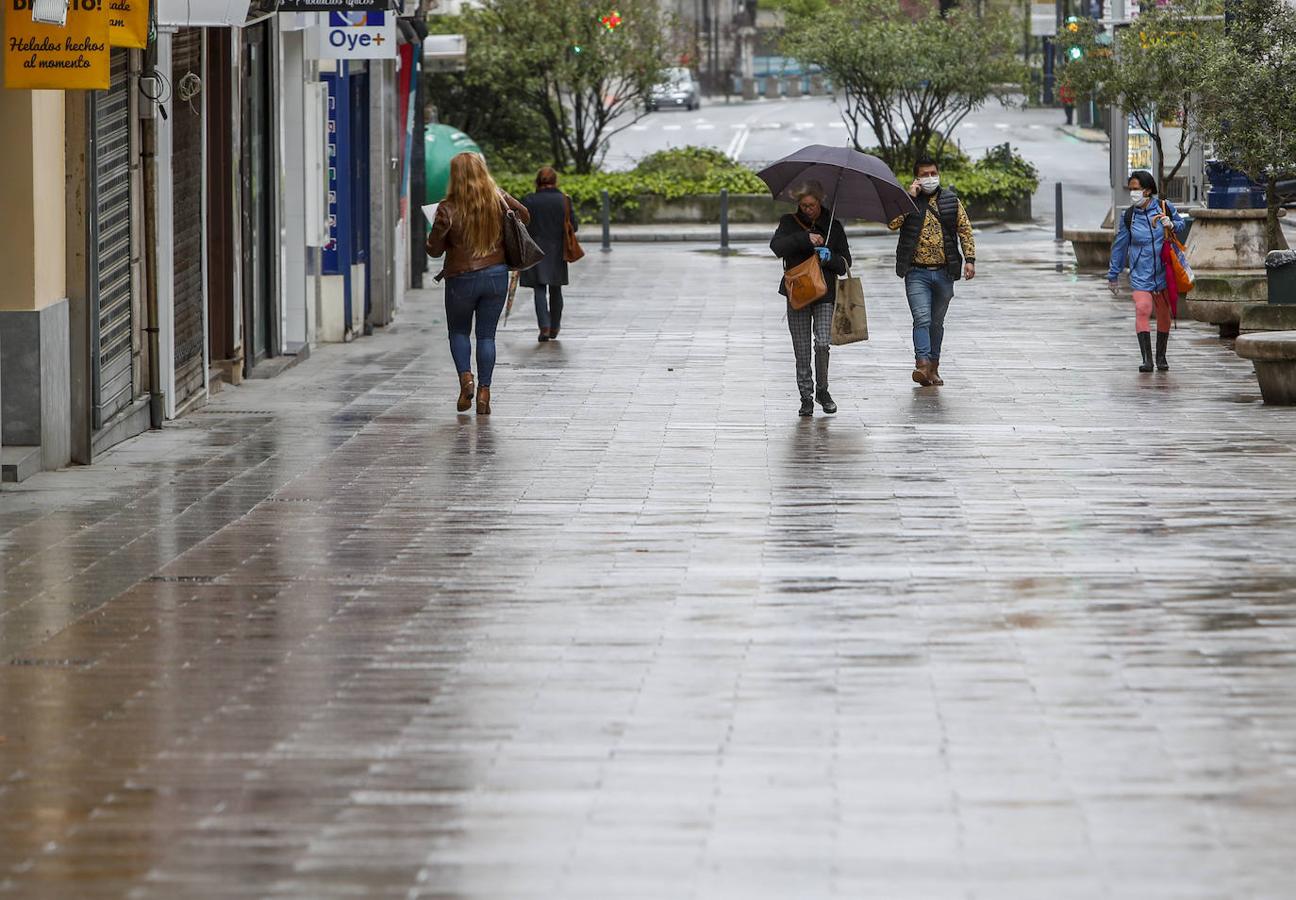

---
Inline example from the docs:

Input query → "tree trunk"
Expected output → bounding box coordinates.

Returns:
[1267,173,1282,254]
[1151,131,1165,199]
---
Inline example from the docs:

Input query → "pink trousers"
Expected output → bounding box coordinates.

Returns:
[1133,290,1172,334]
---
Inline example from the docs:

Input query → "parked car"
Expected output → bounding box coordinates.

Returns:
[647,68,700,112]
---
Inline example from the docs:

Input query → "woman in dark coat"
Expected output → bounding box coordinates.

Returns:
[521,167,579,341]
[770,184,852,416]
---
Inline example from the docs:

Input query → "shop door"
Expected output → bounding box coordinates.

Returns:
[89,48,137,429]
[172,28,206,409]
[241,22,276,369]
[349,70,371,323]
[205,28,236,368]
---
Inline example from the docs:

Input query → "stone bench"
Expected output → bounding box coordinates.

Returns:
[1240,304,1296,333]
[1064,228,1113,271]
[1235,331,1296,405]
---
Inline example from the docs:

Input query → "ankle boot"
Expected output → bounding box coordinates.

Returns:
[912,358,934,386]
[814,348,836,413]
[456,373,475,412]
[930,360,944,386]
[1138,332,1154,373]
[798,394,814,417]
[476,385,491,415]
[1155,332,1169,371]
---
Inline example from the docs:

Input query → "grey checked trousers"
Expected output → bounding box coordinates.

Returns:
[787,300,832,399]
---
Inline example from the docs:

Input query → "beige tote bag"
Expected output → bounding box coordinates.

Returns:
[830,271,868,345]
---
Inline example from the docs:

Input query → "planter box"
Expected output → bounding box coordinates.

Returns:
[1240,304,1296,333]
[613,192,1034,225]
[1183,209,1289,335]
[1064,228,1113,271]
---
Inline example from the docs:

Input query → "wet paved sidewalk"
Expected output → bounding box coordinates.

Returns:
[3,233,1296,899]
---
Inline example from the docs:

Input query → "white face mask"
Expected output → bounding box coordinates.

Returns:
[919,176,941,194]
[1130,190,1148,206]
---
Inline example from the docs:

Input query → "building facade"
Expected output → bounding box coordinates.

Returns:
[0,1,426,482]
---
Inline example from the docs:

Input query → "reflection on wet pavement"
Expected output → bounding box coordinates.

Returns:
[2,236,1296,898]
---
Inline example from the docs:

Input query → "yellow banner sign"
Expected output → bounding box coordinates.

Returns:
[108,0,145,49]
[4,0,111,90]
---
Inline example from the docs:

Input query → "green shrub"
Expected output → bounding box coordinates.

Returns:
[862,135,971,174]
[493,142,1037,220]
[942,144,1040,213]
[635,146,735,178]
[495,145,768,218]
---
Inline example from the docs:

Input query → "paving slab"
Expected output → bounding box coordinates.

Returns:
[2,234,1296,898]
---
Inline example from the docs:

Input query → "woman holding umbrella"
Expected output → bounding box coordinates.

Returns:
[758,145,918,416]
[770,183,852,416]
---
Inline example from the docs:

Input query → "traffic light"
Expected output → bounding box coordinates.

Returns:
[1064,17,1085,61]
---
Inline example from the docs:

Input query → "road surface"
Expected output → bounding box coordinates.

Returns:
[605,95,1112,229]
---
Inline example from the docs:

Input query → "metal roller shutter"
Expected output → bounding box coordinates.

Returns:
[171,28,206,410]
[91,49,136,429]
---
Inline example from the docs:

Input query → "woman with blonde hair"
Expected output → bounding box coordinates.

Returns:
[426,152,530,414]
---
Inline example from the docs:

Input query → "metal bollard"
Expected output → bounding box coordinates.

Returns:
[1055,182,1064,242]
[601,189,612,252]
[720,188,729,253]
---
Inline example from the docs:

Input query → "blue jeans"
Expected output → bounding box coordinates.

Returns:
[445,264,509,386]
[904,268,955,361]
[534,284,564,332]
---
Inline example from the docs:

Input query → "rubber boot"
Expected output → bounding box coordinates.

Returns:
[1156,331,1169,371]
[457,373,475,412]
[814,348,836,414]
[1138,332,1154,373]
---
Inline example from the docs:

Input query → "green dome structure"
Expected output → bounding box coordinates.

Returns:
[424,124,482,205]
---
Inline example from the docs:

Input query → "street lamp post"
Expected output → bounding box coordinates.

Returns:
[1108,0,1127,224]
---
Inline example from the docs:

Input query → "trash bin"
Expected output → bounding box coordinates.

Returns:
[1268,250,1296,305]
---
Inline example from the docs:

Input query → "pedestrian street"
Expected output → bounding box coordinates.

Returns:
[2,234,1296,899]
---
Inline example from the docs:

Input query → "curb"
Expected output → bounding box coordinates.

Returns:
[606,220,1011,243]
[609,227,889,243]
[1057,124,1109,145]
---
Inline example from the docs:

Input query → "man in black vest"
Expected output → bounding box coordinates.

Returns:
[888,157,977,387]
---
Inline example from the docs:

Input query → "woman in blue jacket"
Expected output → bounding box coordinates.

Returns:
[1107,171,1188,372]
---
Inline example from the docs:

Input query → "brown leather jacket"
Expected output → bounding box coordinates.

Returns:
[426,191,530,280]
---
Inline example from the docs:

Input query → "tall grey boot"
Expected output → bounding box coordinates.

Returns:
[814,347,836,414]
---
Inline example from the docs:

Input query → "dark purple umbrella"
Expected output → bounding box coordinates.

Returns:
[756,144,918,224]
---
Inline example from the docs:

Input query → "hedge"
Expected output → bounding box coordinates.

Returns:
[494,144,1039,221]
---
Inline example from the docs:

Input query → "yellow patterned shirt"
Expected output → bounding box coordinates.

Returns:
[888,193,976,266]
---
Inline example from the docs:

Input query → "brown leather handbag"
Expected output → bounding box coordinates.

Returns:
[784,220,828,308]
[563,194,585,263]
